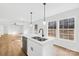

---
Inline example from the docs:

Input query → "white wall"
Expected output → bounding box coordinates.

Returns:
[23,24,31,34]
[0,25,4,35]
[7,25,22,34]
[32,8,79,52]
[0,19,30,35]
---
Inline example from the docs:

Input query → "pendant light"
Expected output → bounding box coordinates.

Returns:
[43,3,46,25]
[30,12,32,27]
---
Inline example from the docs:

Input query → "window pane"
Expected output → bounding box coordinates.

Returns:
[64,30,69,35]
[48,22,54,29]
[68,18,74,28]
[60,30,64,34]
[53,21,56,29]
[64,19,68,28]
[64,34,69,39]
[69,30,74,34]
[69,34,74,40]
[60,20,64,28]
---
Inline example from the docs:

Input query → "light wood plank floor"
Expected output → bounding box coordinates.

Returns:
[53,45,79,56]
[0,34,26,56]
[1,34,79,56]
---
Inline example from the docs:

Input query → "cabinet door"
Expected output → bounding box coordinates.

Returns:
[27,39,42,56]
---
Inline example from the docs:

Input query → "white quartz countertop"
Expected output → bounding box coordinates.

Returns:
[22,34,55,45]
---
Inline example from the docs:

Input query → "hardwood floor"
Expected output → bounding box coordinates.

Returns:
[1,34,79,56]
[53,45,79,56]
[0,34,26,56]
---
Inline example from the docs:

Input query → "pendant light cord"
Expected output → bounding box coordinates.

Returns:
[43,3,46,21]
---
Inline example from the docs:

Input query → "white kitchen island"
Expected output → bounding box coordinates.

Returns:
[22,34,55,56]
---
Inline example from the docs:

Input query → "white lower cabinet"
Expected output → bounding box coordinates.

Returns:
[27,38,54,56]
[27,39,42,56]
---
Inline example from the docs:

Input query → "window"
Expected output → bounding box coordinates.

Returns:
[48,21,56,37]
[59,18,74,40]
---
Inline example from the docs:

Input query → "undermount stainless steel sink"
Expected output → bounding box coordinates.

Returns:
[32,36,47,41]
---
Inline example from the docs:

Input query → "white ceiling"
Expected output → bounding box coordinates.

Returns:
[0,3,79,24]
